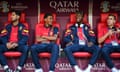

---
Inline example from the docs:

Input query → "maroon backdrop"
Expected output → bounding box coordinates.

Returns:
[0,0,120,72]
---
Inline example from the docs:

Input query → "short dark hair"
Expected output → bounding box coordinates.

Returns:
[108,14,116,20]
[75,11,84,17]
[11,10,21,16]
[44,13,53,19]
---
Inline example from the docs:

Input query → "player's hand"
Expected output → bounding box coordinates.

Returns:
[6,42,14,49]
[12,43,18,48]
[107,30,115,36]
[116,28,120,33]
[87,42,93,47]
[66,42,73,46]
[41,36,46,38]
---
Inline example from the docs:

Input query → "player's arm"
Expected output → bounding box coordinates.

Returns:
[64,26,74,46]
[36,36,47,42]
[98,30,113,44]
[42,34,58,41]
[42,27,58,41]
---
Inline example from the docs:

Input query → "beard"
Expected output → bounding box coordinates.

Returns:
[49,24,52,28]
[12,19,18,23]
[45,23,52,28]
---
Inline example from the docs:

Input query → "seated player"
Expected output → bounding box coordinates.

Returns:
[64,11,100,72]
[31,13,59,72]
[98,14,120,72]
[0,10,29,72]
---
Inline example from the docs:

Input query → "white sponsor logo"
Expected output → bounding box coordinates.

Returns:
[49,1,79,13]
[55,63,72,70]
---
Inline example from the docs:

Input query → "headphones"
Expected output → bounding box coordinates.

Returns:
[75,23,84,28]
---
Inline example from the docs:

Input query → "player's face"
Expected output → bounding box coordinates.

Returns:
[11,12,19,22]
[76,14,83,23]
[107,16,116,26]
[45,16,53,25]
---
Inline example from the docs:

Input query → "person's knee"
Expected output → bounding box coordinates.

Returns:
[96,46,101,53]
[64,47,70,53]
[93,45,101,52]
[102,47,108,54]
[31,45,37,52]
[0,45,7,52]
[22,45,29,53]
[53,44,59,52]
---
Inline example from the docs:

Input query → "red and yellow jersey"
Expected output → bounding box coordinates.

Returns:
[98,27,119,44]
[9,26,18,42]
[36,25,58,43]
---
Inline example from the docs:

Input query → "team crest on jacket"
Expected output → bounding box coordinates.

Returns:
[19,26,23,31]
[85,26,88,30]
[22,29,29,36]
